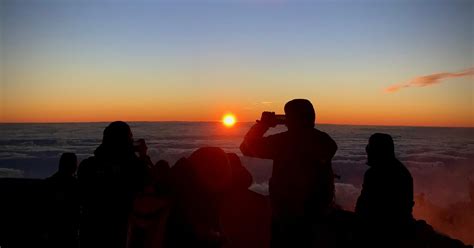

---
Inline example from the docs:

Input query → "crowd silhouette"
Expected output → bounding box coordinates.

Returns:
[0,99,471,248]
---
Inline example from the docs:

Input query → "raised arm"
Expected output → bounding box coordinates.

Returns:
[239,122,274,159]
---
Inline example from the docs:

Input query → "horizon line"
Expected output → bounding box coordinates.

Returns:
[0,120,472,129]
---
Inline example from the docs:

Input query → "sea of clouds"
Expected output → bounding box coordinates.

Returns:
[1,122,473,208]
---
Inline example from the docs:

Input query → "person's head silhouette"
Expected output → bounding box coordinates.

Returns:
[227,153,252,191]
[58,152,77,176]
[189,147,232,194]
[366,133,396,166]
[102,121,133,148]
[284,99,315,130]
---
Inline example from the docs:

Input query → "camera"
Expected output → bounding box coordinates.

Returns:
[260,111,286,127]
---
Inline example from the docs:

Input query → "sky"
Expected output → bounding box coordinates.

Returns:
[1,0,473,127]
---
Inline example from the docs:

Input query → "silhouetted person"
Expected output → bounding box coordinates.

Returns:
[240,99,338,248]
[0,178,46,248]
[128,160,171,248]
[220,153,271,248]
[355,133,415,245]
[78,121,147,248]
[165,147,231,248]
[134,138,154,168]
[44,152,80,248]
[226,153,253,192]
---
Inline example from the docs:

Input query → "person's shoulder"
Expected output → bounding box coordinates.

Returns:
[43,174,58,185]
[77,156,97,175]
[82,155,96,163]
[313,128,333,139]
[79,156,97,168]
[364,166,375,176]
[313,128,337,148]
[396,160,413,178]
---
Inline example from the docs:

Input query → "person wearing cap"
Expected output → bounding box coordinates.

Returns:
[240,99,338,248]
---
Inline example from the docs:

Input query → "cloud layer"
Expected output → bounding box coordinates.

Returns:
[385,67,474,93]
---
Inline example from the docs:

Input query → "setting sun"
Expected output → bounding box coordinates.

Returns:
[222,114,237,127]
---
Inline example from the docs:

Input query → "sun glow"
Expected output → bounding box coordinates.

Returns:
[222,114,236,127]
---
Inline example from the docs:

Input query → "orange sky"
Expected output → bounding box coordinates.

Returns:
[1,0,473,127]
[2,93,472,127]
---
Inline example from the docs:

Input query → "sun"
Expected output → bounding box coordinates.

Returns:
[222,114,236,127]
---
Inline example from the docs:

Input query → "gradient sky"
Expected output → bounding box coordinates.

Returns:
[1,0,473,126]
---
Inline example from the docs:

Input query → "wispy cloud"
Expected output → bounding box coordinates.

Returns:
[385,67,474,93]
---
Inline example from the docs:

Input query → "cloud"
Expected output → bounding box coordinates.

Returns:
[335,183,360,211]
[385,67,474,93]
[0,168,24,178]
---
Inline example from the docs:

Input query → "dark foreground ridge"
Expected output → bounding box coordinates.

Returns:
[0,99,472,248]
[0,167,470,247]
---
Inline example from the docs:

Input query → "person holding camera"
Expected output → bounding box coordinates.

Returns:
[78,121,148,248]
[240,99,337,248]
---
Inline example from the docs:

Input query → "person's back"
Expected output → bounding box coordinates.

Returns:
[128,160,172,248]
[44,152,79,248]
[266,129,336,218]
[355,133,415,244]
[219,153,271,248]
[78,121,147,248]
[356,158,414,225]
[240,99,337,248]
[165,147,231,248]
